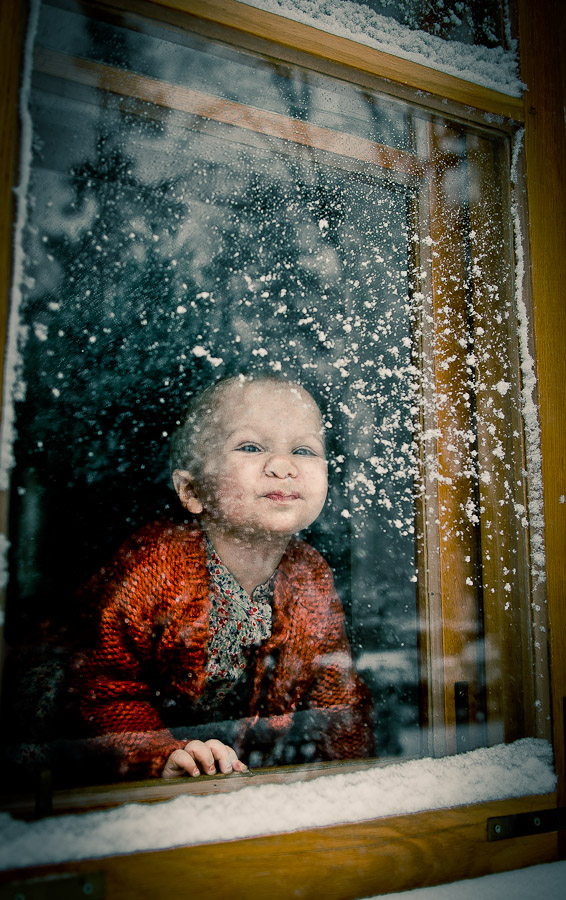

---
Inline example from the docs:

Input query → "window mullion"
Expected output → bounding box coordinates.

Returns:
[413,177,445,759]
[427,121,485,756]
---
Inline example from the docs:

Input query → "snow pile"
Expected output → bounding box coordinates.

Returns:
[240,0,523,97]
[363,862,566,900]
[511,129,546,585]
[0,0,40,490]
[0,739,555,870]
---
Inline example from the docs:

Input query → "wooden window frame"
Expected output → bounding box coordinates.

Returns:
[0,0,564,895]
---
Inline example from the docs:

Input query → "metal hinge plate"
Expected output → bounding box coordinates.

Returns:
[487,808,566,841]
[0,872,105,900]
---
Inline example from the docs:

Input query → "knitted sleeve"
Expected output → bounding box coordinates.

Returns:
[71,522,205,779]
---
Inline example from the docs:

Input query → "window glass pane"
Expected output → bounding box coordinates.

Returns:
[0,0,541,790]
[37,4,412,149]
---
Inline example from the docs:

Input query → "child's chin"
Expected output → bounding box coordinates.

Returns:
[267,518,315,537]
[242,517,305,538]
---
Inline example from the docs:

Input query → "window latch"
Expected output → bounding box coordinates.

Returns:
[0,872,104,899]
[487,808,566,841]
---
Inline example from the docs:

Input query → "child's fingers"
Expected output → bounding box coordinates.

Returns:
[183,739,218,774]
[200,738,234,774]
[161,740,248,778]
[203,739,248,775]
[161,747,201,778]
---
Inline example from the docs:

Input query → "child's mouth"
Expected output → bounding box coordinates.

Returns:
[264,491,300,502]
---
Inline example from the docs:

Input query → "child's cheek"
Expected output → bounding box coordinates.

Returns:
[198,471,225,511]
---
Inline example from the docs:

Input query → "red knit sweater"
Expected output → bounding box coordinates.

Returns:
[72,521,375,778]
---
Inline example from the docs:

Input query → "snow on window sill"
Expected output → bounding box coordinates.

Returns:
[0,738,556,871]
[239,0,524,97]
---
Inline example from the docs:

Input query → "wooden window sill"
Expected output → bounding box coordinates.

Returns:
[0,791,559,898]
[1,756,385,819]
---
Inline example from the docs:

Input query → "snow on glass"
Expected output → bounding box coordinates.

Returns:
[0,0,546,783]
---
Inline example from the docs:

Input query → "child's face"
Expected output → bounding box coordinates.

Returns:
[177,380,328,540]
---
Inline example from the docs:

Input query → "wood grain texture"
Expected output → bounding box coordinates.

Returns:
[518,0,566,831]
[0,793,558,899]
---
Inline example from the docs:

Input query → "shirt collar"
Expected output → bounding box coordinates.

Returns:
[204,534,276,606]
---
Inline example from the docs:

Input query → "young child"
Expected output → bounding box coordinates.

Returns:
[73,374,374,780]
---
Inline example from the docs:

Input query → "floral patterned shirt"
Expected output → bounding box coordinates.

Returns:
[195,537,275,711]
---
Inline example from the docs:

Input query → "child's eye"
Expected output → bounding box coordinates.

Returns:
[235,443,262,453]
[293,446,317,457]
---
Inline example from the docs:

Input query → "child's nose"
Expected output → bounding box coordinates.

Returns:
[265,453,298,478]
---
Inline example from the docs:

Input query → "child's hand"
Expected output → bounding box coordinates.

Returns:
[162,739,248,779]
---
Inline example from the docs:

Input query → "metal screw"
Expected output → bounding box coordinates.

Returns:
[494,824,502,834]
[533,817,541,827]
[82,883,94,896]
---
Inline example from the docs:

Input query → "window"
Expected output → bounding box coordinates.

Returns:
[1,0,565,894]
[0,0,551,796]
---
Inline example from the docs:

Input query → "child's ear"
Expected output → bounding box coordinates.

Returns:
[172,469,204,515]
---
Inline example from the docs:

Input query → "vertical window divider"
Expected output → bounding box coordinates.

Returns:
[426,120,484,756]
